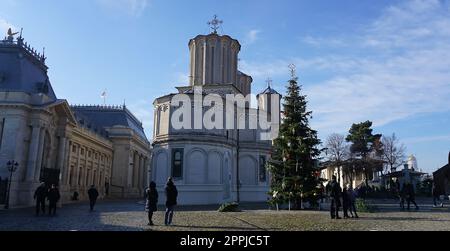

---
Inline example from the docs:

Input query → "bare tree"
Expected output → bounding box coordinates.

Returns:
[325,133,349,183]
[381,133,406,174]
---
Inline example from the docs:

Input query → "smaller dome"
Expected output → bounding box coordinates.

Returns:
[259,86,280,95]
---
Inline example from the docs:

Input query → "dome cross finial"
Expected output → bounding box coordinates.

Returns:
[266,77,273,88]
[208,15,223,34]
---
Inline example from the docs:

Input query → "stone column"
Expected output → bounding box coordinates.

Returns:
[57,136,67,183]
[26,125,42,182]
[34,129,46,182]
[143,157,148,188]
[139,155,144,190]
[74,145,81,187]
[133,152,139,188]
[63,141,72,185]
[127,152,133,187]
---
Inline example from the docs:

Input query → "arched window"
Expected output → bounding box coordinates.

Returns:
[172,149,184,179]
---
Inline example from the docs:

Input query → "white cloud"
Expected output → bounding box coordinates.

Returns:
[96,0,149,17]
[403,135,450,144]
[244,29,261,45]
[301,35,346,47]
[242,0,450,136]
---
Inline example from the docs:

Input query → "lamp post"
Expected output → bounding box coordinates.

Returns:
[4,160,19,209]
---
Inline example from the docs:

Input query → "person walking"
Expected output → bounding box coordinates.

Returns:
[329,175,342,220]
[88,185,99,212]
[47,184,60,216]
[33,183,47,216]
[342,184,350,219]
[145,181,158,226]
[318,183,325,211]
[403,182,419,210]
[399,181,406,210]
[164,177,178,226]
[347,184,359,218]
[432,183,444,208]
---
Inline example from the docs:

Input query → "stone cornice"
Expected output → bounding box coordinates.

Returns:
[72,127,113,150]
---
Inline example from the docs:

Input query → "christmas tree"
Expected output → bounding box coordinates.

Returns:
[268,70,322,209]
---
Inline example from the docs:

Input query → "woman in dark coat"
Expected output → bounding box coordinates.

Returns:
[145,181,158,226]
[165,178,178,226]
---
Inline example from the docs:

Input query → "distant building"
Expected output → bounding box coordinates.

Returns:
[0,31,151,208]
[320,164,366,189]
[433,152,450,196]
[382,155,425,191]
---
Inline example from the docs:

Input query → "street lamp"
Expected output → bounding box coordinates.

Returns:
[4,160,19,209]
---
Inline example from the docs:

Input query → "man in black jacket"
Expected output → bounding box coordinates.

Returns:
[88,185,99,212]
[47,184,60,216]
[329,176,342,219]
[34,183,47,216]
[164,177,178,226]
[403,182,419,210]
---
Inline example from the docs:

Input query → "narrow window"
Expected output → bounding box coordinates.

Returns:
[259,156,267,182]
[172,149,184,179]
[78,167,82,186]
[211,47,215,83]
[222,47,226,82]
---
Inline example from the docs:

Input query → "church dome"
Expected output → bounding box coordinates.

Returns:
[407,155,418,170]
[259,86,280,95]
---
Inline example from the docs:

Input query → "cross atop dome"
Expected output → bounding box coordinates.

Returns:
[266,77,273,88]
[207,15,223,34]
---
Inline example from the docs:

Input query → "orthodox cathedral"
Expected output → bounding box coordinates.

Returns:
[151,17,280,205]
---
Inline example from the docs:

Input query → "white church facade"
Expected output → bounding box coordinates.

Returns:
[151,19,280,205]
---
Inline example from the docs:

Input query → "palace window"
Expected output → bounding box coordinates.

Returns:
[259,156,267,182]
[72,145,77,153]
[78,167,83,186]
[171,149,184,179]
[80,148,84,155]
[69,165,74,185]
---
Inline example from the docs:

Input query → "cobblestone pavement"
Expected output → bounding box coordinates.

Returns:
[0,199,449,231]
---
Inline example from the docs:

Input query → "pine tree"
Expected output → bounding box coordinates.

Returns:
[268,75,322,209]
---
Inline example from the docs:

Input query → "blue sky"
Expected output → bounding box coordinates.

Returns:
[1,0,449,174]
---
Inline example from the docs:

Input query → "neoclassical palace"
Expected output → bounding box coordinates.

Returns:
[0,32,151,208]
